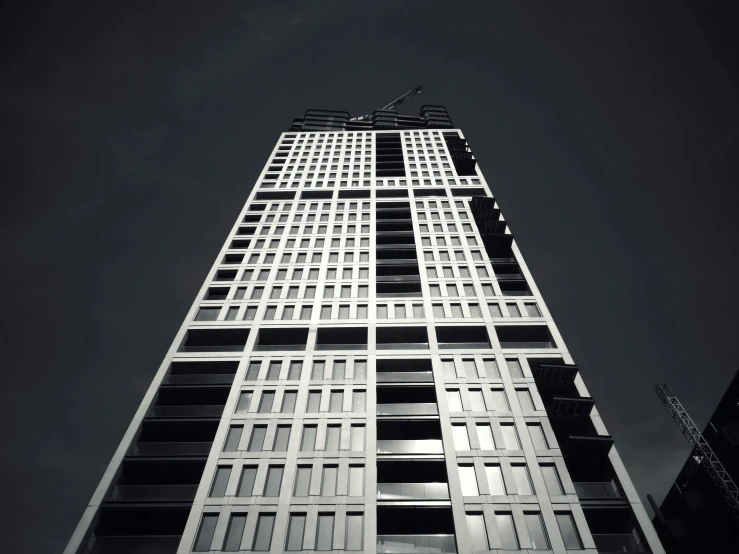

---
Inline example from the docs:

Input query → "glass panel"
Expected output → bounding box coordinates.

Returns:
[507,359,524,378]
[495,513,519,550]
[517,389,535,413]
[483,359,500,378]
[258,392,275,413]
[349,466,364,496]
[294,466,312,496]
[286,514,306,551]
[287,361,302,380]
[301,426,317,451]
[476,424,495,450]
[312,361,325,380]
[316,513,335,550]
[345,514,364,550]
[442,360,456,379]
[248,426,267,452]
[447,390,463,412]
[223,514,247,552]
[267,362,281,380]
[525,513,549,550]
[273,426,291,452]
[353,391,366,412]
[223,426,243,452]
[507,303,521,317]
[463,359,478,377]
[490,389,509,412]
[354,360,367,380]
[488,303,503,317]
[235,392,252,414]
[485,465,507,495]
[282,392,297,413]
[252,514,275,551]
[542,465,564,495]
[333,360,346,380]
[245,362,261,381]
[501,424,520,449]
[351,425,365,451]
[466,513,489,550]
[237,466,257,496]
[329,391,343,412]
[452,424,470,450]
[556,513,583,549]
[321,466,338,496]
[512,465,533,495]
[210,466,231,497]
[325,425,341,451]
[528,424,549,450]
[469,390,486,411]
[525,303,542,317]
[307,391,321,412]
[263,466,284,497]
[459,465,479,495]
[193,514,218,551]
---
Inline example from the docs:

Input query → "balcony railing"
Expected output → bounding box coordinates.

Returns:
[149,405,224,418]
[438,342,491,350]
[377,439,444,454]
[377,534,456,554]
[254,344,306,352]
[84,536,180,554]
[179,345,244,353]
[377,483,449,500]
[107,484,198,502]
[377,371,434,383]
[377,403,438,416]
[573,481,622,499]
[592,533,645,553]
[499,341,555,349]
[377,342,430,350]
[129,442,213,456]
[163,374,234,385]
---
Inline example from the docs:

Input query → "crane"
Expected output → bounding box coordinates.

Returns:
[350,85,423,122]
[656,383,739,519]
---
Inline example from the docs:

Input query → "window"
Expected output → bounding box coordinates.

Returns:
[469,389,486,411]
[501,424,520,449]
[350,425,365,451]
[496,513,519,549]
[353,390,366,411]
[488,303,502,317]
[196,307,220,321]
[300,306,312,320]
[484,358,500,378]
[294,466,312,496]
[490,389,509,412]
[466,513,489,550]
[321,305,332,319]
[258,391,274,413]
[223,426,243,452]
[245,362,261,381]
[325,425,341,451]
[485,464,507,495]
[525,303,542,317]
[263,466,283,497]
[312,361,325,380]
[315,513,335,551]
[237,466,257,496]
[345,514,364,550]
[321,465,338,496]
[556,513,583,549]
[357,304,368,318]
[541,464,564,495]
[264,306,277,320]
[339,305,350,318]
[477,424,495,450]
[433,304,445,318]
[469,303,482,317]
[210,466,231,496]
[528,424,549,450]
[307,391,321,412]
[235,391,252,414]
[266,361,281,380]
[273,425,291,451]
[286,514,306,551]
[394,304,406,318]
[223,514,247,551]
[450,303,463,317]
[452,424,470,450]
[507,358,524,378]
[459,465,479,495]
[355,360,367,379]
[447,390,463,412]
[248,426,267,452]
[525,513,549,550]
[288,361,302,380]
[252,514,275,551]
[512,465,534,495]
[507,303,521,317]
[193,514,218,551]
[301,425,317,451]
[329,390,343,412]
[349,466,364,496]
[463,359,478,378]
[413,304,425,317]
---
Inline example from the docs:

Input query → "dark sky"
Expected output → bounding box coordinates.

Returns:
[3,1,739,551]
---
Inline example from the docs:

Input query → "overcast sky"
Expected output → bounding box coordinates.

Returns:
[3,1,739,552]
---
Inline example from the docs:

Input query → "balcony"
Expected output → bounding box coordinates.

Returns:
[108,484,198,502]
[83,536,181,554]
[376,359,434,384]
[377,535,457,554]
[592,533,646,553]
[148,405,224,418]
[377,440,444,455]
[377,483,449,501]
[495,324,556,349]
[163,373,233,385]
[378,403,438,416]
[574,481,623,500]
[377,371,433,383]
[178,328,249,353]
[129,442,213,457]
[164,360,237,386]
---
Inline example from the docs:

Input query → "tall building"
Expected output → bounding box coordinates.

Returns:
[65,105,665,554]
[651,370,739,553]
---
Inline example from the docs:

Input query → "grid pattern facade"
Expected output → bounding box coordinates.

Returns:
[65,126,665,554]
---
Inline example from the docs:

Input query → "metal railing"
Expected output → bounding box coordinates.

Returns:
[438,342,491,350]
[178,345,244,352]
[377,439,444,454]
[377,342,430,350]
[377,403,438,416]
[149,405,224,418]
[377,483,449,500]
[108,484,198,502]
[83,536,181,554]
[163,374,234,385]
[591,533,645,553]
[315,343,367,351]
[573,481,622,499]
[377,372,434,383]
[254,344,306,351]
[130,442,213,456]
[499,341,554,349]
[377,534,457,554]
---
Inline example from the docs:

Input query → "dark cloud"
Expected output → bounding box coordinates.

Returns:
[2,1,738,551]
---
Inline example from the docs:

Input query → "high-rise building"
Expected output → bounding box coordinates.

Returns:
[65,105,665,554]
[651,370,739,553]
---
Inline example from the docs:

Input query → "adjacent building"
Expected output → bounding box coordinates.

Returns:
[651,370,739,553]
[65,105,665,554]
